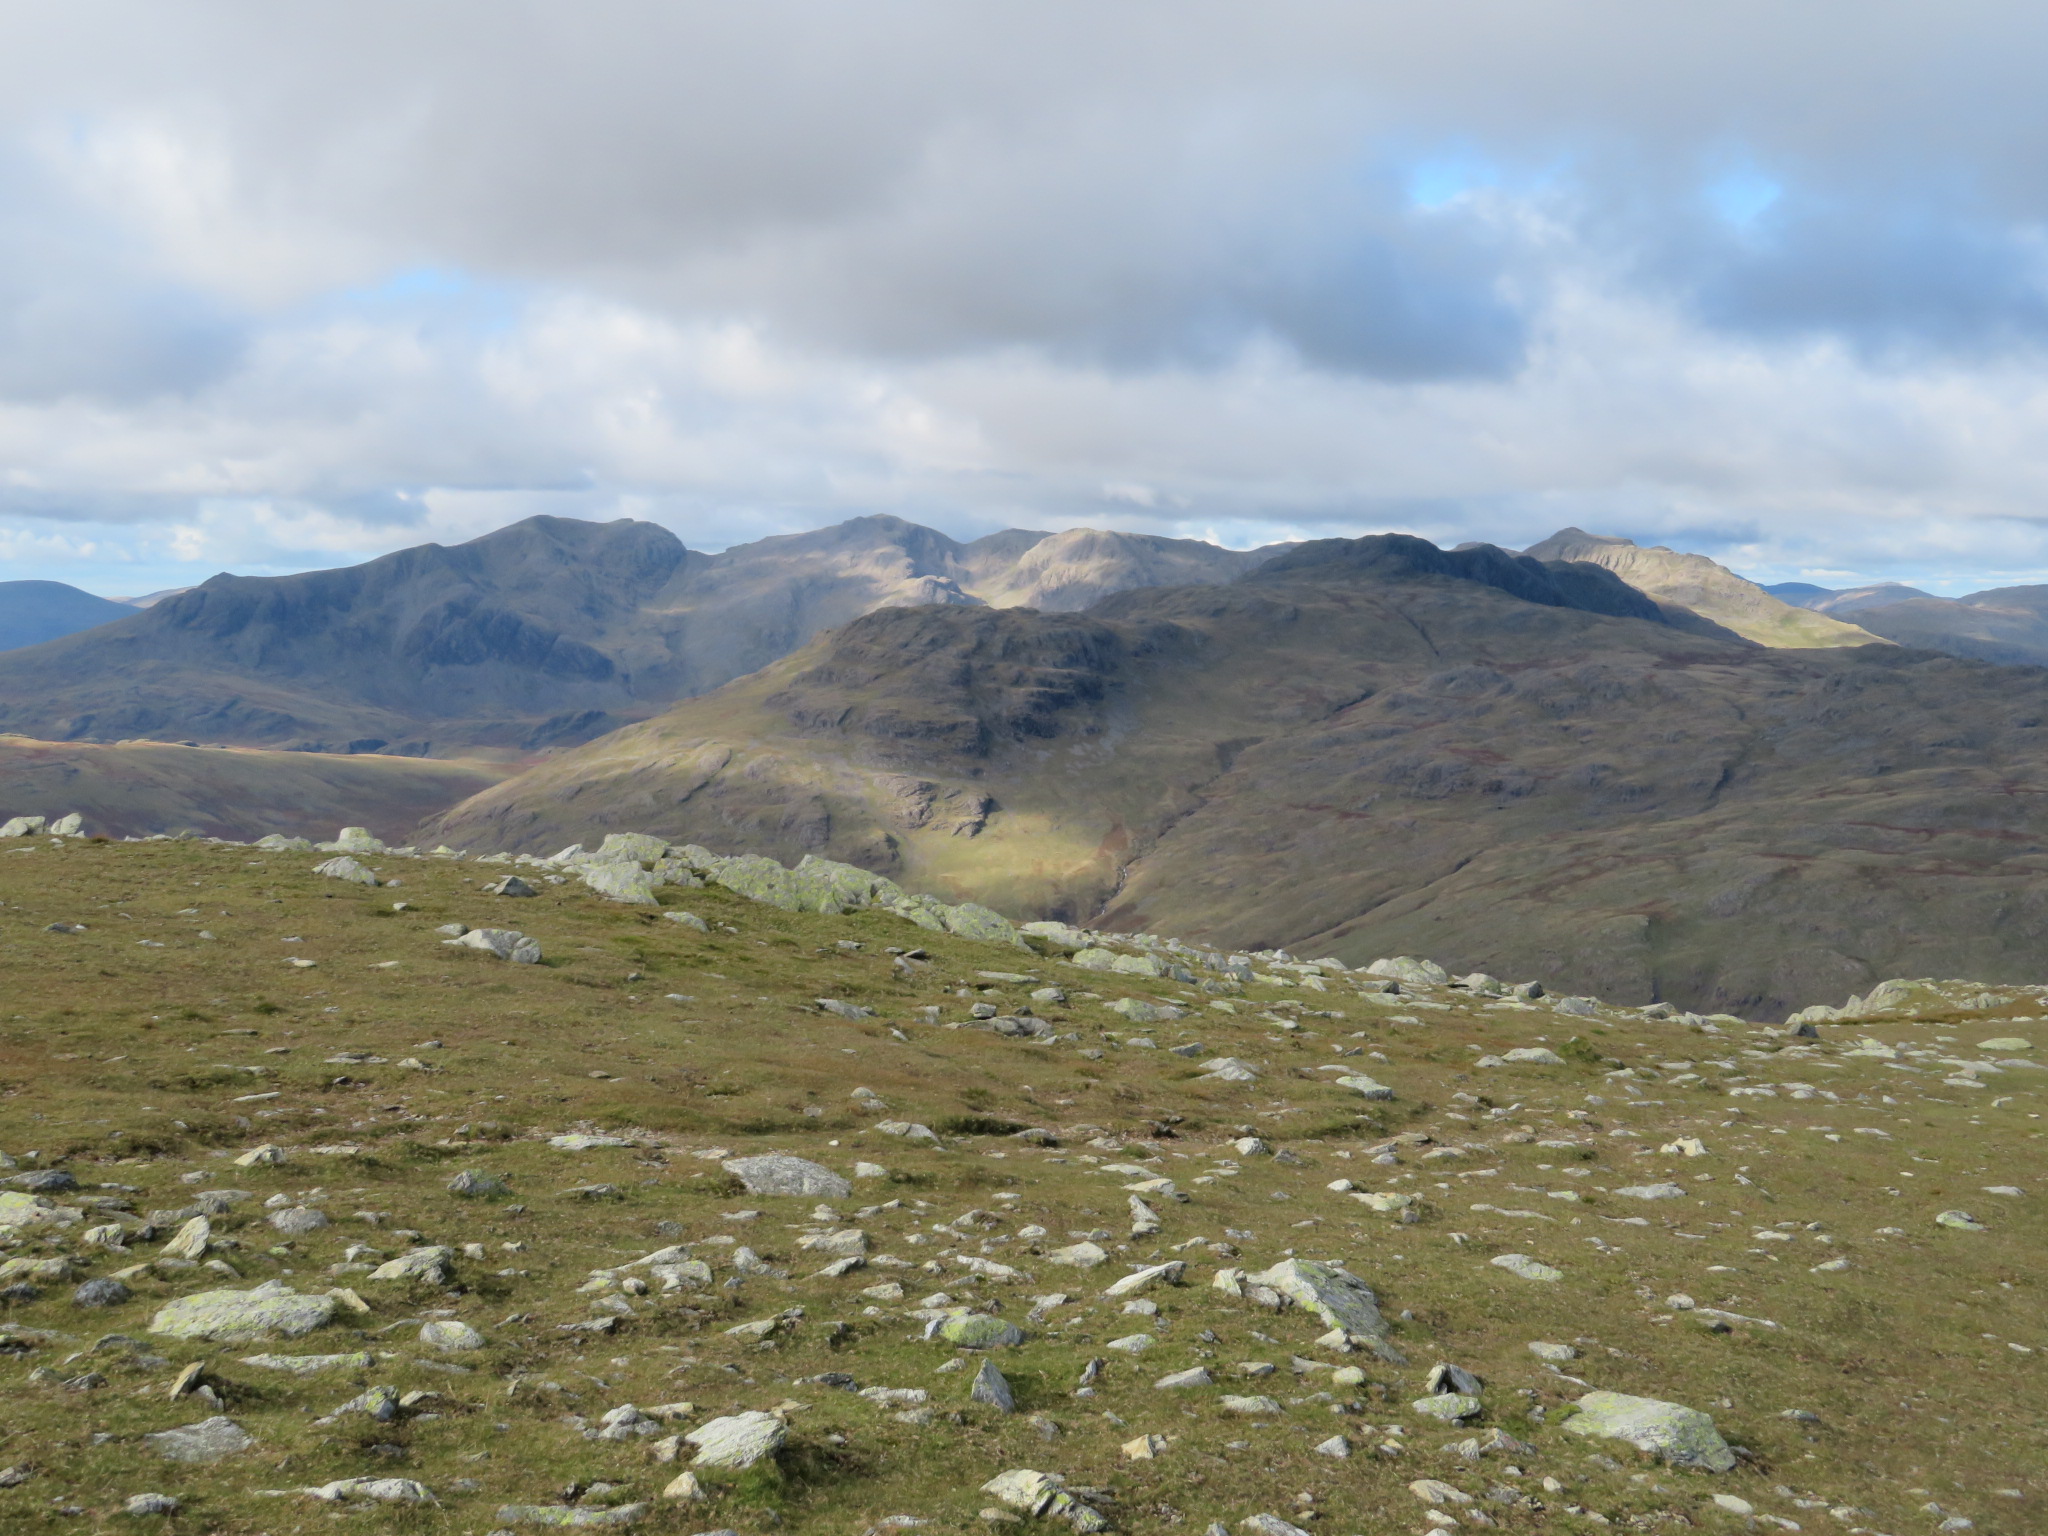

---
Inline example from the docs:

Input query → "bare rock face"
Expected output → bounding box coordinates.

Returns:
[1562,1391,1737,1472]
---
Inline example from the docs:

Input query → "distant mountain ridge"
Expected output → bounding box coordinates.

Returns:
[1523,528,1883,648]
[0,515,1293,755]
[1769,578,2048,667]
[0,580,134,652]
[429,531,2048,1015]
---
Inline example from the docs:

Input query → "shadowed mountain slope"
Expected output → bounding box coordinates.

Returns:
[1827,585,2048,668]
[427,533,2048,1016]
[1524,528,1882,647]
[0,515,1291,755]
[0,579,133,652]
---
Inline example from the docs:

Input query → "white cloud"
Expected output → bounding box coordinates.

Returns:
[5,3,2048,592]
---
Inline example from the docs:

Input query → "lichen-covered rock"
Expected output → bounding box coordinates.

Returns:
[1072,948,1169,977]
[685,1409,787,1469]
[721,1153,851,1197]
[1366,956,1449,986]
[150,1284,336,1343]
[329,827,385,854]
[1563,1390,1736,1471]
[369,1246,455,1283]
[580,863,661,904]
[313,856,378,886]
[420,1319,486,1351]
[1333,1073,1395,1099]
[1247,1258,1388,1343]
[931,1313,1026,1348]
[494,1504,649,1526]
[592,832,671,865]
[1501,1047,1566,1065]
[1411,1392,1483,1421]
[941,901,1029,948]
[446,927,542,963]
[143,1416,255,1463]
[1490,1253,1563,1282]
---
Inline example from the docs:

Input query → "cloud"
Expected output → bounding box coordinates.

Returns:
[4,2,2048,591]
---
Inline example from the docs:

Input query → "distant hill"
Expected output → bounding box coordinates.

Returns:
[427,532,2048,1016]
[1766,580,1937,615]
[0,515,1293,755]
[1524,528,1883,647]
[0,580,133,652]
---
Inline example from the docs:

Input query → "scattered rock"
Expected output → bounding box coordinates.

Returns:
[150,1285,336,1343]
[143,1415,256,1463]
[685,1410,787,1469]
[447,1170,511,1197]
[123,1493,180,1516]
[1490,1253,1563,1282]
[267,1205,329,1236]
[1935,1210,1987,1231]
[1563,1390,1736,1471]
[73,1278,131,1308]
[313,856,379,886]
[970,1358,1015,1412]
[420,1320,485,1351]
[722,1154,852,1198]
[932,1314,1026,1348]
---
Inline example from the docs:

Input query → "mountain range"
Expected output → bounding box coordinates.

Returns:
[1769,577,2048,667]
[426,532,2048,1017]
[0,579,138,652]
[0,516,1288,754]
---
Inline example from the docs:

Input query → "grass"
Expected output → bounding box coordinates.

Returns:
[0,835,2040,1534]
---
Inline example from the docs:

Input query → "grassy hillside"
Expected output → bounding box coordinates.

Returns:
[0,831,2039,1533]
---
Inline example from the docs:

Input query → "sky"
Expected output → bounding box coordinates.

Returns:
[6,3,2048,597]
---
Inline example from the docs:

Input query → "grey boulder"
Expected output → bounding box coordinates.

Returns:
[721,1154,850,1198]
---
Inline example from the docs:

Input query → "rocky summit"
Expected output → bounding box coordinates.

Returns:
[0,825,2038,1533]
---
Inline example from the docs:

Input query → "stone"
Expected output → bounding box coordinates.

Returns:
[1501,1047,1566,1065]
[267,1205,329,1236]
[495,1505,650,1527]
[1713,1494,1756,1516]
[1239,1517,1312,1536]
[1366,956,1449,986]
[330,827,385,853]
[1350,1191,1414,1213]
[143,1415,256,1463]
[447,927,542,963]
[1333,1074,1395,1100]
[237,1352,377,1374]
[420,1319,486,1351]
[685,1410,787,1469]
[722,1154,851,1198]
[550,1134,633,1150]
[1104,1260,1184,1296]
[595,832,671,864]
[1412,1393,1483,1422]
[369,1246,456,1283]
[1426,1363,1484,1396]
[661,1470,709,1502]
[1246,1258,1388,1343]
[933,1314,1025,1348]
[1528,1341,1577,1362]
[73,1278,131,1308]
[1122,1434,1169,1459]
[581,864,661,904]
[665,910,711,931]
[1978,1037,2031,1052]
[150,1285,336,1342]
[307,1476,435,1504]
[874,1121,944,1145]
[1314,1434,1351,1458]
[1198,1057,1260,1082]
[1614,1184,1687,1201]
[1563,1390,1736,1471]
[1935,1210,1987,1231]
[0,815,46,836]
[123,1493,180,1516]
[1046,1242,1108,1268]
[1408,1479,1474,1506]
[1220,1394,1283,1415]
[0,1191,69,1226]
[1490,1253,1563,1282]
[313,856,379,886]
[970,1358,1015,1412]
[486,875,538,897]
[1155,1367,1213,1388]
[233,1143,287,1168]
[448,1170,511,1197]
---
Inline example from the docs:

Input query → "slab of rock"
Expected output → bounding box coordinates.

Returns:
[73,1278,131,1308]
[495,1504,649,1526]
[313,856,379,886]
[0,1191,70,1226]
[685,1409,787,1469]
[1490,1253,1563,1282]
[1247,1258,1388,1344]
[1935,1209,1987,1231]
[1333,1074,1395,1099]
[550,1134,633,1150]
[1221,1394,1283,1415]
[238,1351,376,1373]
[722,1154,851,1198]
[330,827,385,853]
[1199,1057,1260,1082]
[1155,1367,1214,1389]
[447,1169,510,1197]
[143,1416,255,1463]
[1046,1241,1108,1268]
[446,927,542,963]
[1240,1517,1313,1536]
[970,1357,1015,1412]
[1501,1047,1566,1065]
[123,1494,179,1516]
[1412,1393,1483,1422]
[932,1313,1025,1348]
[420,1320,485,1351]
[369,1246,455,1283]
[581,864,661,904]
[1367,956,1448,985]
[268,1206,329,1236]
[1528,1341,1577,1362]
[1563,1390,1736,1471]
[1614,1184,1687,1201]
[151,1284,335,1343]
[1104,1260,1184,1297]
